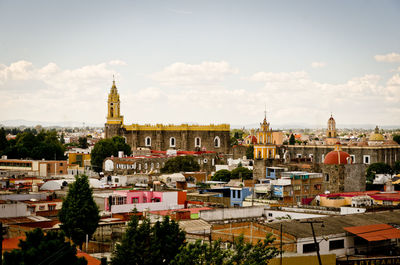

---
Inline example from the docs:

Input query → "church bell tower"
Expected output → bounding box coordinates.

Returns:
[105,79,123,138]
[106,79,123,124]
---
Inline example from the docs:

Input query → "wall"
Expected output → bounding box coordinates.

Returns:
[269,254,336,265]
[200,207,264,221]
[264,210,326,221]
[297,234,354,257]
[0,202,30,218]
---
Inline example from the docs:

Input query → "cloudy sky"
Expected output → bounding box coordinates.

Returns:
[1,0,400,127]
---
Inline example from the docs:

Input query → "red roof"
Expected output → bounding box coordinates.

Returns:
[77,250,101,265]
[324,150,351,165]
[370,192,400,201]
[344,224,400,241]
[2,237,24,252]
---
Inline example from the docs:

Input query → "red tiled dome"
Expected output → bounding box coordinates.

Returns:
[324,150,351,165]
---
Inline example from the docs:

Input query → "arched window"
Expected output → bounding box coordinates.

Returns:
[170,137,176,147]
[145,137,151,147]
[214,136,220,148]
[195,137,201,147]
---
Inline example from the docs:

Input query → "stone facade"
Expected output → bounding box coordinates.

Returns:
[321,164,366,193]
[283,145,400,167]
[105,123,231,154]
[103,152,222,176]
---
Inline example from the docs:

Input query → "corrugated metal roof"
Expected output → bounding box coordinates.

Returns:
[343,224,400,241]
[264,210,400,239]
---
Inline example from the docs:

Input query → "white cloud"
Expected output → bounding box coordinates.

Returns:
[109,60,128,66]
[1,60,400,126]
[311,62,326,68]
[0,60,120,122]
[150,61,238,87]
[374,53,400,63]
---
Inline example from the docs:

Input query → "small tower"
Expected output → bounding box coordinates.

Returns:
[105,79,123,138]
[254,111,276,160]
[325,114,338,145]
[326,114,337,138]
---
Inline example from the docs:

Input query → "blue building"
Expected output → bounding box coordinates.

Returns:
[230,187,252,207]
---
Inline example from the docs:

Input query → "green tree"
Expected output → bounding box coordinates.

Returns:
[393,161,400,174]
[91,136,132,172]
[60,132,65,144]
[289,134,295,145]
[212,169,232,182]
[3,228,87,265]
[59,175,100,248]
[78,137,88,148]
[171,234,278,265]
[231,166,253,180]
[366,162,393,183]
[0,127,8,153]
[161,156,200,173]
[245,145,254,159]
[111,214,185,265]
[393,134,400,145]
[230,136,238,146]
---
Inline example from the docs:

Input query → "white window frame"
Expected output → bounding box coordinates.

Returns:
[214,136,221,148]
[363,155,370,164]
[195,137,201,147]
[350,155,356,163]
[170,137,176,147]
[145,136,151,147]
[322,154,325,163]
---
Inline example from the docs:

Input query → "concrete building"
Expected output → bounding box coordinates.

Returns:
[0,159,68,177]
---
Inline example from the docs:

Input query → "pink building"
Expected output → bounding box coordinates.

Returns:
[106,190,187,213]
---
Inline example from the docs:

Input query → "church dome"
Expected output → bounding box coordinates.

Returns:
[324,150,351,165]
[369,126,384,141]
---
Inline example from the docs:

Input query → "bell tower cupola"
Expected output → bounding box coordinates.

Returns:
[106,78,123,125]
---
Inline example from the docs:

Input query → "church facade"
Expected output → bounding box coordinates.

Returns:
[104,81,231,153]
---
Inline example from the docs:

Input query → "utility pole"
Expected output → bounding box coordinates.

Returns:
[280,223,283,265]
[300,220,323,265]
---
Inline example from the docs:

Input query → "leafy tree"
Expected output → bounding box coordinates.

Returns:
[3,228,87,265]
[161,155,200,173]
[78,137,88,149]
[231,166,253,180]
[60,132,65,144]
[212,169,232,182]
[366,162,393,183]
[393,161,400,174]
[59,175,100,248]
[393,134,400,145]
[171,234,278,265]
[91,136,132,172]
[0,127,8,153]
[111,214,185,265]
[245,145,254,159]
[289,134,295,145]
[230,136,238,146]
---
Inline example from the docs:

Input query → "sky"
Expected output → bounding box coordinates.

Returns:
[1,0,400,128]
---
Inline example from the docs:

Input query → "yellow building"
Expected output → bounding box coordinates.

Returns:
[254,114,277,159]
[67,149,91,174]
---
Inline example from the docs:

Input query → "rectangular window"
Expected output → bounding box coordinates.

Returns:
[329,239,344,250]
[350,155,355,163]
[303,243,316,253]
[237,190,241,198]
[322,154,325,162]
[363,155,370,164]
[48,205,56,211]
[232,190,236,198]
[132,197,139,203]
[39,205,45,210]
[268,213,273,217]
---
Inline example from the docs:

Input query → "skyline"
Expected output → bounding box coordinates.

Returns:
[1,1,400,127]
